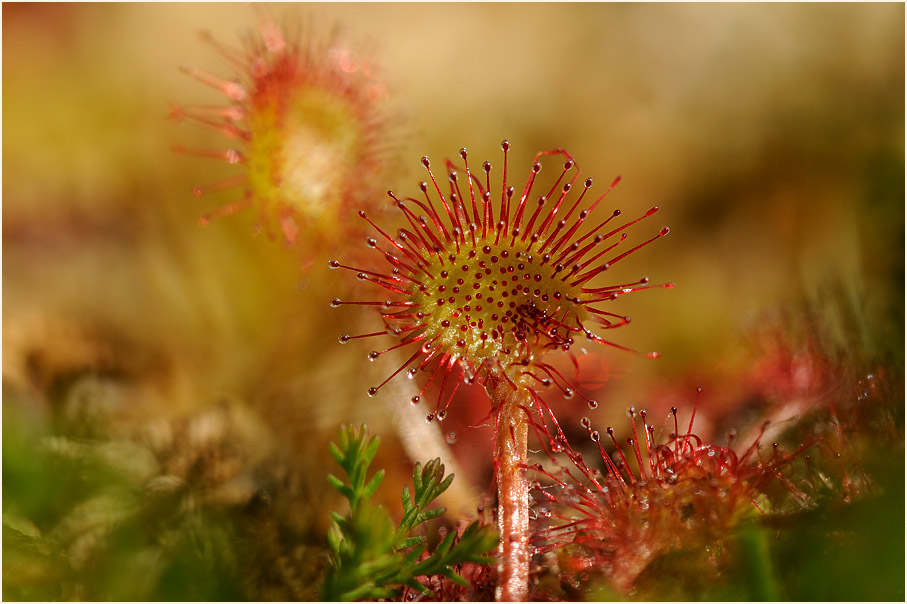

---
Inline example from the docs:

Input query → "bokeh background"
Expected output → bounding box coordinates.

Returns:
[4,3,903,600]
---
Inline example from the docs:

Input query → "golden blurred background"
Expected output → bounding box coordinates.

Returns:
[3,3,903,600]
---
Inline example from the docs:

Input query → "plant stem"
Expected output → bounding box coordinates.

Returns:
[490,373,531,601]
[739,521,781,601]
[380,344,479,517]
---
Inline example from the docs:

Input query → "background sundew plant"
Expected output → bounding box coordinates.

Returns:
[3,3,904,602]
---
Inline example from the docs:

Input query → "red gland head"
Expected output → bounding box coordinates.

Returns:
[172,8,391,248]
[331,141,671,418]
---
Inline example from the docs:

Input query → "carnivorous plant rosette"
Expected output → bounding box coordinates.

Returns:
[529,399,814,595]
[331,141,671,600]
[172,9,391,248]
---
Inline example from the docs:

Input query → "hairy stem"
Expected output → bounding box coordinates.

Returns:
[490,374,531,601]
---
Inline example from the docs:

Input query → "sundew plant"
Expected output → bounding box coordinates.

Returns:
[330,141,670,599]
[3,4,903,602]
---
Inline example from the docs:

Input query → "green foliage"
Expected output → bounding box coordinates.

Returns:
[322,425,498,601]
